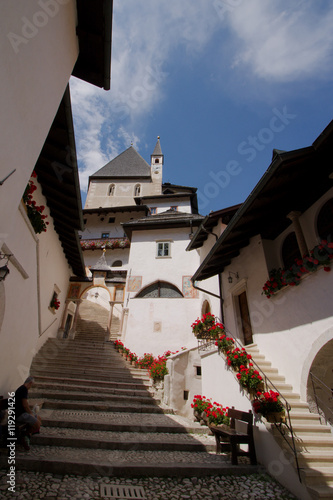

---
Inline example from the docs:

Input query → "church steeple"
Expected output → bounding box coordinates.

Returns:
[151,136,163,193]
[151,136,164,167]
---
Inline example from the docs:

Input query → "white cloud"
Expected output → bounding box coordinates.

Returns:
[71,0,220,191]
[228,0,333,81]
[71,0,333,193]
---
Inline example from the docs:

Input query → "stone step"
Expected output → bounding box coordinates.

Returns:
[31,361,141,375]
[287,422,332,434]
[33,375,151,390]
[0,447,260,477]
[29,389,157,405]
[294,435,333,449]
[33,381,150,397]
[302,466,333,486]
[31,368,150,383]
[289,412,322,423]
[307,484,333,499]
[298,450,333,467]
[41,400,165,413]
[31,428,216,452]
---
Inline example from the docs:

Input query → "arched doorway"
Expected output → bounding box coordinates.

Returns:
[307,339,333,425]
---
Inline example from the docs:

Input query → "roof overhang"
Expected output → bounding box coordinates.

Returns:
[122,214,204,239]
[187,204,242,251]
[192,121,333,282]
[34,86,86,277]
[83,205,149,216]
[72,0,113,90]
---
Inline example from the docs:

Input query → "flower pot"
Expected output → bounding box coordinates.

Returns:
[265,412,286,424]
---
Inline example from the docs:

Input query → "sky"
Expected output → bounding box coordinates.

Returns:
[70,0,333,215]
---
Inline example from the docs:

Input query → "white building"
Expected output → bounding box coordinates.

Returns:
[78,139,209,355]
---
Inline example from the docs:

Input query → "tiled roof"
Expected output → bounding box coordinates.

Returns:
[90,147,151,179]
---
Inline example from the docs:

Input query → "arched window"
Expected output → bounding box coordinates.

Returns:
[112,260,122,267]
[108,184,115,196]
[282,232,301,269]
[136,281,183,298]
[317,198,333,241]
[134,184,141,197]
[201,300,211,316]
[155,159,159,164]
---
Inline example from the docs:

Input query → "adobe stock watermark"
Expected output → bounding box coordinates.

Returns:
[198,106,297,210]
[7,0,70,55]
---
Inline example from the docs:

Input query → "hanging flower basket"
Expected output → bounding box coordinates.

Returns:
[265,411,286,424]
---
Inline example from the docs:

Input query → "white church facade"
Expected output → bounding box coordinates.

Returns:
[76,139,212,356]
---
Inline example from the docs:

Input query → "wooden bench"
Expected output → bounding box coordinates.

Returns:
[209,407,257,465]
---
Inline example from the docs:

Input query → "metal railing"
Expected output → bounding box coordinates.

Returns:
[197,323,302,482]
[310,371,333,426]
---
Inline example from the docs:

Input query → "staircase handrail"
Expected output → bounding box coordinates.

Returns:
[309,371,333,426]
[197,320,302,482]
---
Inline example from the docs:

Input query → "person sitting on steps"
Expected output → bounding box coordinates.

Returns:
[15,376,41,450]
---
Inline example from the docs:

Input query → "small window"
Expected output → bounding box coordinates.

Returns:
[170,206,177,211]
[83,218,87,225]
[155,159,159,164]
[196,366,202,377]
[282,232,301,269]
[108,184,115,196]
[134,184,141,197]
[101,233,109,239]
[150,207,157,215]
[157,241,171,258]
[183,390,189,401]
[112,260,122,267]
[108,217,115,224]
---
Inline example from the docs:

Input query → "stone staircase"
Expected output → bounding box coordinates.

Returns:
[75,300,110,342]
[246,345,333,500]
[1,318,260,478]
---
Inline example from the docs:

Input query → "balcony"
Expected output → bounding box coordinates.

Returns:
[80,237,130,251]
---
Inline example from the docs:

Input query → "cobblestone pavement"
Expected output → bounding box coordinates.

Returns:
[0,470,297,499]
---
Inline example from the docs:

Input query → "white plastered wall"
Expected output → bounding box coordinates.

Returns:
[0,0,78,241]
[0,180,73,395]
[123,227,202,356]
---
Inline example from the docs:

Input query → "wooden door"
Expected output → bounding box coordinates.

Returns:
[238,291,253,345]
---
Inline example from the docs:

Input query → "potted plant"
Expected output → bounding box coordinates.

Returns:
[206,404,230,428]
[252,390,286,423]
[191,395,211,422]
[149,356,168,382]
[226,347,251,371]
[191,313,224,339]
[215,333,235,353]
[236,364,264,396]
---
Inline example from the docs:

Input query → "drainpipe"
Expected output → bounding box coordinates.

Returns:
[191,227,225,321]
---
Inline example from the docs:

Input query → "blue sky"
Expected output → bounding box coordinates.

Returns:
[70,0,333,215]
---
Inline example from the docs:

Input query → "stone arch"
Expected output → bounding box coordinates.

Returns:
[135,280,184,298]
[79,284,112,302]
[300,326,333,407]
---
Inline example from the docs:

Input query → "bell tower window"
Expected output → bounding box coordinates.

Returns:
[134,184,141,197]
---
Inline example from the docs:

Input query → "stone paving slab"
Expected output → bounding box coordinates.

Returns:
[39,410,208,434]
[0,470,297,499]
